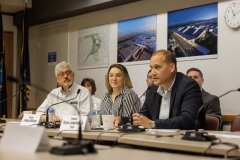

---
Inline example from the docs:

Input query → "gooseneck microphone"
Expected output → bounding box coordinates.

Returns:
[7,76,51,95]
[218,88,240,98]
[182,88,240,141]
[8,76,96,155]
[118,88,149,132]
[49,89,96,155]
[0,87,24,123]
[45,89,81,128]
[0,87,24,103]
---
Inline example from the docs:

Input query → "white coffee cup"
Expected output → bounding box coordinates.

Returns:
[23,111,32,114]
[102,115,114,130]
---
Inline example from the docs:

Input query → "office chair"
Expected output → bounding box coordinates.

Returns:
[230,114,240,132]
[206,114,222,131]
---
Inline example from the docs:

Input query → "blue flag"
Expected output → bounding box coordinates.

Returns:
[0,7,7,118]
[18,4,31,114]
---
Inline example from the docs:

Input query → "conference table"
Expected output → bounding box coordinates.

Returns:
[45,128,240,157]
[0,119,240,159]
[0,138,223,160]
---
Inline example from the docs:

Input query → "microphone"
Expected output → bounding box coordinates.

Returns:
[8,76,96,155]
[0,87,24,103]
[182,88,240,141]
[7,76,51,95]
[44,89,81,128]
[49,90,96,155]
[0,87,24,123]
[218,88,240,98]
[118,88,149,132]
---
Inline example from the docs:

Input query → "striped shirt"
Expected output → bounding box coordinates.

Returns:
[100,88,142,117]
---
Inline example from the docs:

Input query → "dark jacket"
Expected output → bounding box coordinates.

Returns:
[202,89,221,116]
[140,72,206,130]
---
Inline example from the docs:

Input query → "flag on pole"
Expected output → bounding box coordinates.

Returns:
[18,2,31,114]
[0,5,7,118]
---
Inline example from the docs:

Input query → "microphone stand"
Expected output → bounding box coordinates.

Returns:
[8,76,96,155]
[118,89,147,132]
[182,88,240,141]
[0,87,24,123]
[49,91,96,155]
[182,101,217,141]
[43,89,80,128]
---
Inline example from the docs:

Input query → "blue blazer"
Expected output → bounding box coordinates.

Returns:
[140,72,206,130]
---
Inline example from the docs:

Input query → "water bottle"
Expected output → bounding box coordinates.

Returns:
[48,108,55,123]
[48,101,55,123]
[91,103,100,128]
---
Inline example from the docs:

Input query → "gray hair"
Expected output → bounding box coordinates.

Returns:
[55,61,73,77]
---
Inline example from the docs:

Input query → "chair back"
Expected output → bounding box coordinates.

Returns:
[206,114,221,131]
[231,114,240,132]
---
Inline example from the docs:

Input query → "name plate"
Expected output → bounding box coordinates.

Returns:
[59,115,90,132]
[0,123,50,152]
[20,114,41,126]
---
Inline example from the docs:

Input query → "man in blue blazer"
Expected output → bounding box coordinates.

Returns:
[132,50,206,129]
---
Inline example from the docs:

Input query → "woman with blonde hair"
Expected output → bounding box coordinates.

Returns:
[101,63,141,126]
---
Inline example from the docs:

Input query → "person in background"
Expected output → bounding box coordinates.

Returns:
[115,49,206,129]
[140,69,154,105]
[36,61,93,122]
[81,78,101,105]
[186,68,222,117]
[101,63,141,125]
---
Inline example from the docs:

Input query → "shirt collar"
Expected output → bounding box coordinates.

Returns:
[107,88,130,97]
[157,76,176,96]
[60,82,76,94]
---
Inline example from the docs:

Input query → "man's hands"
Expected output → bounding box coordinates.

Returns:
[113,113,153,129]
[132,113,152,129]
[41,114,61,122]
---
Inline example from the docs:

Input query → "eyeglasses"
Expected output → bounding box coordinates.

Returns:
[57,70,72,77]
[147,76,153,80]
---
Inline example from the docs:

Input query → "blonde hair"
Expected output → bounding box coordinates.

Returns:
[105,64,133,91]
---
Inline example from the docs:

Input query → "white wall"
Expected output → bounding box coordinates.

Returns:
[29,0,240,116]
[2,15,17,118]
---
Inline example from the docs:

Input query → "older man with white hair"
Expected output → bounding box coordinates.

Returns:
[36,61,93,122]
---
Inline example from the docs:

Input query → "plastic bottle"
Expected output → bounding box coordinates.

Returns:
[91,103,100,128]
[48,101,55,123]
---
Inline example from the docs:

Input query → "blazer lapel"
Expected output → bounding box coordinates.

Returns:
[152,91,161,119]
[170,73,180,110]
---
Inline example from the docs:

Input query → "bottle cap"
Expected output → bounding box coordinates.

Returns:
[48,108,55,113]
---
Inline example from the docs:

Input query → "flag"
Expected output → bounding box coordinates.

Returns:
[0,6,7,118]
[18,3,31,115]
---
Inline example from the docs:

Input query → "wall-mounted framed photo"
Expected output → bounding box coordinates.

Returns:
[117,14,156,65]
[167,3,218,61]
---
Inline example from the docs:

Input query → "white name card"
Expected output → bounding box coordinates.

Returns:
[0,123,50,152]
[59,115,90,132]
[20,114,41,126]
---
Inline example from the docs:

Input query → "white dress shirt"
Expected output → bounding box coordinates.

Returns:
[36,82,93,120]
[157,77,176,119]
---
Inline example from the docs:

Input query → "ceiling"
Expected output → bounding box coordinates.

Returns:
[2,0,142,26]
[1,0,32,14]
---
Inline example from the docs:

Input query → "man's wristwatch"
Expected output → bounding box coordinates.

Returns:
[150,121,156,129]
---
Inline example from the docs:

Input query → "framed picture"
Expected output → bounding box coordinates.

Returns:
[78,24,109,69]
[117,14,156,65]
[167,3,218,61]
